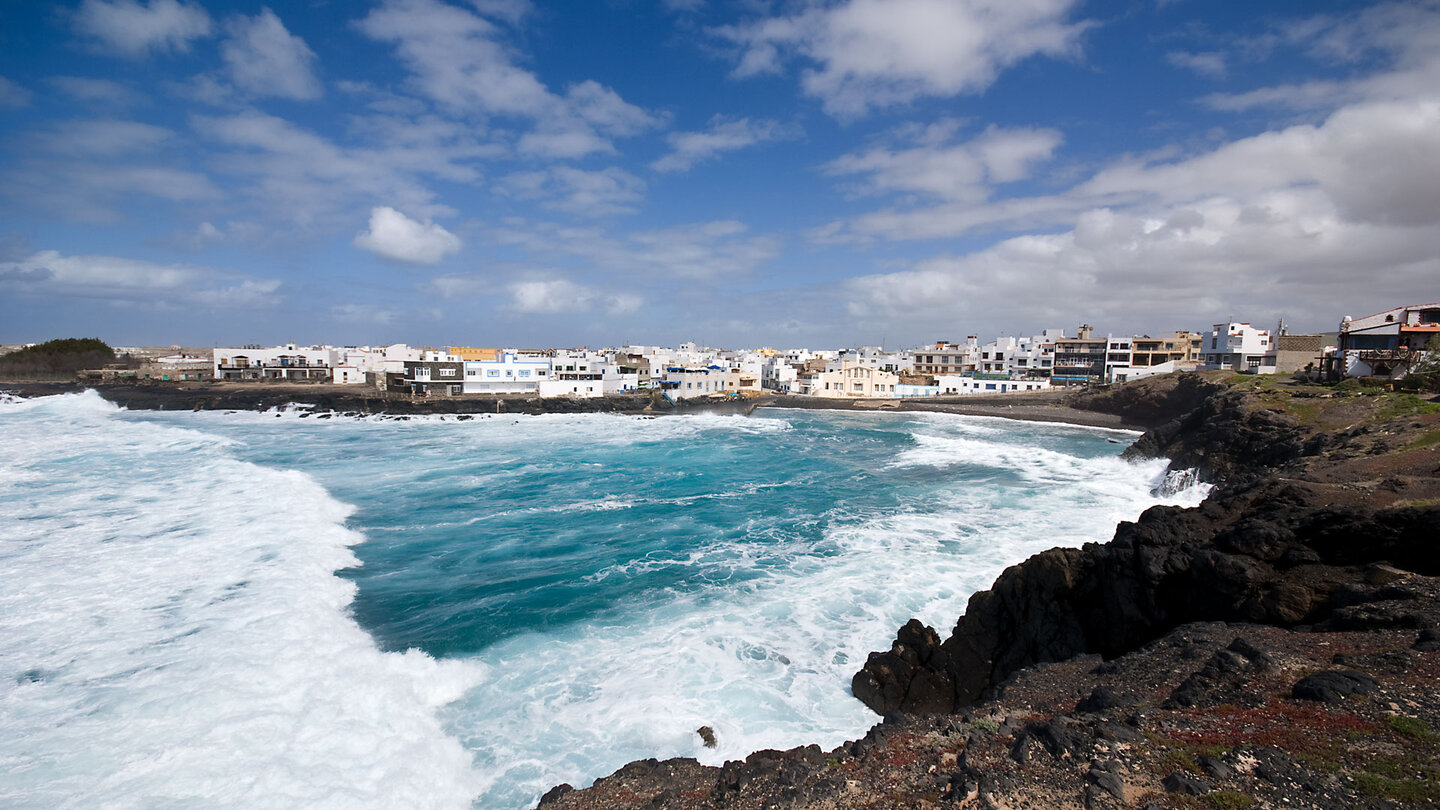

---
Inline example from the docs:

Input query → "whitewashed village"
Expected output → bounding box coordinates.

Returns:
[87,302,1440,399]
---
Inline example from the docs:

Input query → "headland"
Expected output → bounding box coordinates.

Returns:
[533,372,1440,809]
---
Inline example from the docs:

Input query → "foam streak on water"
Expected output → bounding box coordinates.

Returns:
[0,392,482,809]
[0,394,1210,810]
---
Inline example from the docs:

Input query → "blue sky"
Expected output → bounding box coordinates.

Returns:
[1,0,1437,349]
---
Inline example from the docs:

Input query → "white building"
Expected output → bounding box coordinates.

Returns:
[1201,322,1277,374]
[803,363,900,398]
[935,375,1053,395]
[1335,303,1440,378]
[458,349,551,394]
[661,367,761,400]
[214,343,338,381]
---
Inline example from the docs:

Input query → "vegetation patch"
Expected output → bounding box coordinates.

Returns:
[0,337,122,378]
[1387,715,1438,742]
[1203,790,1255,809]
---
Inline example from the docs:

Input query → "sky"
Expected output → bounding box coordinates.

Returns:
[1,0,1437,350]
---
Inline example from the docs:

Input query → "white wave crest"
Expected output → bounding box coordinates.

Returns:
[0,394,484,809]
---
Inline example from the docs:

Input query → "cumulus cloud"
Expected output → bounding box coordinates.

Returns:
[1203,1,1440,112]
[72,0,211,58]
[717,0,1090,117]
[651,116,797,173]
[498,167,646,216]
[836,100,1440,336]
[191,110,489,227]
[357,0,659,157]
[505,279,642,315]
[0,249,280,307]
[221,8,322,100]
[825,122,1062,203]
[354,206,462,265]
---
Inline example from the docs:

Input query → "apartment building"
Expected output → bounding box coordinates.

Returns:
[1201,322,1277,374]
[912,339,979,376]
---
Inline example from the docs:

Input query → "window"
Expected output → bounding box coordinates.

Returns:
[519,370,531,378]
[487,370,500,377]
[439,368,456,377]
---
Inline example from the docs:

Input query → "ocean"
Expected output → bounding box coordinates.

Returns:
[0,391,1208,809]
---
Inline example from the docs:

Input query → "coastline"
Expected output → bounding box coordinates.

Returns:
[535,373,1440,809]
[0,381,1147,430]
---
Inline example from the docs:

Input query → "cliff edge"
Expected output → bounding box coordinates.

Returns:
[541,373,1440,809]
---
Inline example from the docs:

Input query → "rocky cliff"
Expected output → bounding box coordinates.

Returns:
[537,373,1440,809]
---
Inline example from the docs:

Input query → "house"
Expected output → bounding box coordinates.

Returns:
[403,348,465,395]
[1131,332,1204,369]
[1201,322,1277,374]
[1333,303,1440,378]
[214,344,337,381]
[935,375,1053,395]
[450,347,551,394]
[804,362,900,398]
[660,366,761,400]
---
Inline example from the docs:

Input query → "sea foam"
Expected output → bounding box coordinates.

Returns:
[0,392,483,809]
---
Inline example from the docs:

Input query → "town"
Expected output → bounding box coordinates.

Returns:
[59,301,1440,399]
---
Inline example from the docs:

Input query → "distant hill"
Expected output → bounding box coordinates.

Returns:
[0,338,122,377]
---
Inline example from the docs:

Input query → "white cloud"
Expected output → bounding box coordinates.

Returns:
[48,76,149,108]
[504,279,642,315]
[717,0,1089,117]
[33,119,174,156]
[221,8,322,100]
[498,167,645,216]
[651,116,797,173]
[191,110,489,227]
[1166,50,1227,79]
[489,219,781,281]
[72,0,212,58]
[1203,1,1440,112]
[0,250,280,307]
[825,122,1062,202]
[0,76,32,109]
[354,206,463,265]
[331,303,396,325]
[357,0,658,157]
[470,0,533,26]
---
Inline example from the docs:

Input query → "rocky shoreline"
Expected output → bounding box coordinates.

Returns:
[0,381,1150,428]
[535,372,1440,809]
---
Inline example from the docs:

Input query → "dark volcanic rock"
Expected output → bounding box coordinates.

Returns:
[854,481,1440,714]
[851,619,955,715]
[1165,637,1273,709]
[1291,670,1379,703]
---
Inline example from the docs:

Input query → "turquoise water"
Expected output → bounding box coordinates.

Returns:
[0,392,1207,809]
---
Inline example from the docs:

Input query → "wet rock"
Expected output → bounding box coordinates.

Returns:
[1413,627,1440,652]
[697,726,717,748]
[538,784,574,805]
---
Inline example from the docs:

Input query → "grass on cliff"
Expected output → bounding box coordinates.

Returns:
[1220,373,1440,430]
